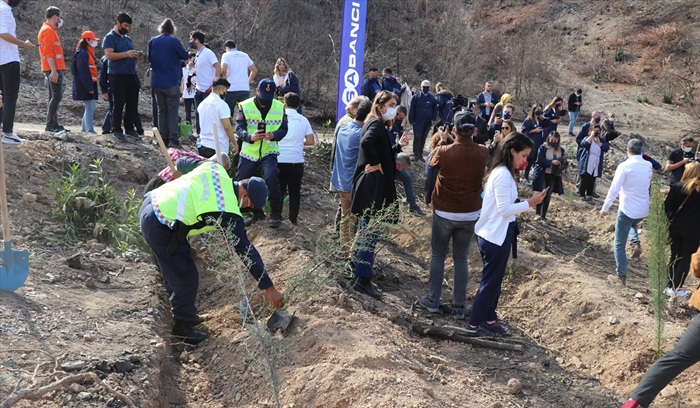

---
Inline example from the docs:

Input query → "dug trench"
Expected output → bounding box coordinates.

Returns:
[1,123,699,407]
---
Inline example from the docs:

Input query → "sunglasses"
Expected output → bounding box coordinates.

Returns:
[502,126,511,130]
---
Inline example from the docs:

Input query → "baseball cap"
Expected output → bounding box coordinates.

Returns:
[81,31,99,41]
[454,110,476,132]
[246,177,268,209]
[257,79,276,101]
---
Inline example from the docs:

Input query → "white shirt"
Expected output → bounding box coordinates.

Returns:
[221,49,254,92]
[194,46,218,92]
[0,2,20,65]
[435,209,480,222]
[181,67,195,99]
[475,165,530,245]
[278,108,313,164]
[602,154,652,219]
[197,93,231,154]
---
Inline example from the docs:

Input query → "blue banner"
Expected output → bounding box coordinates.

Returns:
[336,0,367,122]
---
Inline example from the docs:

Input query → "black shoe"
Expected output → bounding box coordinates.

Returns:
[351,277,382,300]
[169,139,183,150]
[172,320,209,345]
[101,130,112,135]
[114,132,127,143]
[126,130,142,141]
[482,321,511,337]
[268,213,282,228]
[590,192,600,199]
[45,125,60,132]
[409,206,426,217]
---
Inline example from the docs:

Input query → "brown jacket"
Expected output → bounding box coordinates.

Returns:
[429,136,489,213]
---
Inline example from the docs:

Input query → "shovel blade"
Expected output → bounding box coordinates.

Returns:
[266,310,295,335]
[0,243,29,291]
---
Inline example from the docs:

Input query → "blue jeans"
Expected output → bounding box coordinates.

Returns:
[395,168,417,208]
[354,216,379,279]
[568,111,579,134]
[469,222,516,327]
[614,210,642,277]
[81,99,96,133]
[427,214,475,308]
[236,155,282,215]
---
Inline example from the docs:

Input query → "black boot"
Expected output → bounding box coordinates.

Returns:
[352,277,382,300]
[172,320,209,346]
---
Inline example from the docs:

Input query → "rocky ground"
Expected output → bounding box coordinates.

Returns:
[1,80,699,408]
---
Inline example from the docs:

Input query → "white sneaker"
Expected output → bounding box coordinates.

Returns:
[2,133,24,144]
[664,287,675,297]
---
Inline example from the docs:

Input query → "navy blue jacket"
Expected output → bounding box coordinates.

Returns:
[531,144,566,194]
[477,91,498,120]
[382,76,402,96]
[361,77,381,101]
[542,107,561,138]
[436,92,454,124]
[147,34,188,89]
[72,48,98,101]
[521,117,551,160]
[278,71,301,97]
[576,132,610,176]
[409,92,437,128]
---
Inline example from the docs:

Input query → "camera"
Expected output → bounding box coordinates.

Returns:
[452,94,469,112]
[467,99,477,111]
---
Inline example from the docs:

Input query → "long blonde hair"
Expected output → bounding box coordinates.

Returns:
[681,162,700,195]
[274,58,290,76]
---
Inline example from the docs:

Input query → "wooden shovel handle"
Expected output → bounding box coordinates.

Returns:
[0,141,11,243]
[152,127,176,171]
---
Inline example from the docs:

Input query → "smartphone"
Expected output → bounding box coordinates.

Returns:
[258,121,266,132]
[136,51,144,56]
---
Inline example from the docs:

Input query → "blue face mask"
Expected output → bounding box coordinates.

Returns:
[594,117,601,124]
[188,41,196,49]
[503,112,512,120]
[535,110,542,116]
[422,87,429,94]
[549,141,559,147]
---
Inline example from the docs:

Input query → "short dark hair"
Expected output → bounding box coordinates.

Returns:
[116,12,132,24]
[190,30,205,44]
[224,40,236,49]
[396,105,407,115]
[369,67,378,72]
[355,99,372,122]
[46,6,61,19]
[576,89,582,94]
[284,92,301,109]
[159,18,175,35]
[383,68,392,75]
[211,77,230,89]
[681,135,695,144]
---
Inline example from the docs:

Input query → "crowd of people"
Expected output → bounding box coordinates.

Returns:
[2,3,700,405]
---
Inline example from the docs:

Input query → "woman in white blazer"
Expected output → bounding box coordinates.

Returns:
[467,132,547,337]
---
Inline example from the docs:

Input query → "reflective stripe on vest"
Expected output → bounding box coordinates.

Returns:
[151,162,240,235]
[239,98,285,162]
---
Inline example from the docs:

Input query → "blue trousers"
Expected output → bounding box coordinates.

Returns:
[614,210,642,277]
[236,155,282,215]
[139,195,199,322]
[354,216,379,279]
[568,111,579,134]
[469,222,516,326]
[395,168,417,208]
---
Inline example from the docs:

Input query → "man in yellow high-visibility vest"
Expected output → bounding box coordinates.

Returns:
[235,78,288,227]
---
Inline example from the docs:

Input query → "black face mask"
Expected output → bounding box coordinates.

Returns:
[219,93,226,100]
[422,87,429,94]
[8,0,20,7]
[118,27,129,35]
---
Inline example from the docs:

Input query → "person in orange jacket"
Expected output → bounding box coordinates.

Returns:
[37,6,66,133]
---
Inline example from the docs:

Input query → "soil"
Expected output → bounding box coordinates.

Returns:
[1,77,699,408]
[3,0,700,404]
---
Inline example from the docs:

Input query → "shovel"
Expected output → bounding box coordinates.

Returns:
[152,127,176,171]
[267,310,295,335]
[0,141,29,291]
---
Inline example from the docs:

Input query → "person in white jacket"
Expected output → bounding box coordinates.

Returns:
[467,132,546,337]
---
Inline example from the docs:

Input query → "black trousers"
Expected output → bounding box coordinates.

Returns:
[578,173,596,197]
[277,162,304,224]
[109,74,140,133]
[0,62,20,134]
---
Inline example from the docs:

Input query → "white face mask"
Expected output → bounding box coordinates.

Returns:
[89,40,98,48]
[382,106,397,121]
[57,18,64,28]
[683,146,693,153]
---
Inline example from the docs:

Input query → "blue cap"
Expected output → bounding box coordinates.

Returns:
[257,79,276,101]
[246,177,268,208]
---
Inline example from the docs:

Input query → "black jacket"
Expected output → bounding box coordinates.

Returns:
[665,182,700,236]
[351,117,399,216]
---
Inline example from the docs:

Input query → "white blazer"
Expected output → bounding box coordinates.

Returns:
[475,165,530,245]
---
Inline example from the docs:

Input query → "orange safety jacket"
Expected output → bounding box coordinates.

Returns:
[38,22,66,71]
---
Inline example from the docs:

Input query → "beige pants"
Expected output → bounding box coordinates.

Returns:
[339,191,357,259]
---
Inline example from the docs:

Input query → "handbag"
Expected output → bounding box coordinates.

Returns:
[178,121,193,137]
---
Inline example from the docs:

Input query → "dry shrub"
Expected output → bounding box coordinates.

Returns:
[636,23,682,49]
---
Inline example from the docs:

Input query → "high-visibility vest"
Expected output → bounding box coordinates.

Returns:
[151,162,240,236]
[238,98,284,162]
